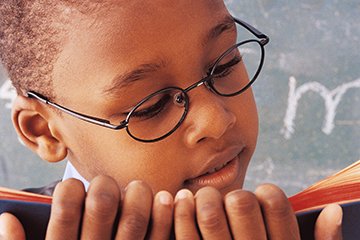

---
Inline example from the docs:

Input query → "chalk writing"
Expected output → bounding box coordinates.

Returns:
[0,79,16,109]
[281,76,360,139]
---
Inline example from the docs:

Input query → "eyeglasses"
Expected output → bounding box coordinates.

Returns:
[27,17,269,143]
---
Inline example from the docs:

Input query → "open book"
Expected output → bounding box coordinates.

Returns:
[289,159,360,239]
[290,160,360,212]
[1,160,360,239]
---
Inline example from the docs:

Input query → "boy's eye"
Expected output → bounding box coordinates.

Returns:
[128,93,172,119]
[211,55,242,78]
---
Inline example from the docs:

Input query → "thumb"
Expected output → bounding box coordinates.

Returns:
[315,204,343,240]
[0,213,26,240]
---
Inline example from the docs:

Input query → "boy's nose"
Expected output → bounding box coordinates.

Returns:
[182,90,237,147]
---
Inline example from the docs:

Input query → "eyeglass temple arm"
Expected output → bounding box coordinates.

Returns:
[27,91,127,130]
[233,17,269,45]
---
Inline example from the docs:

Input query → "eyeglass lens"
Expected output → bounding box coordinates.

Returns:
[127,88,187,141]
[210,41,262,95]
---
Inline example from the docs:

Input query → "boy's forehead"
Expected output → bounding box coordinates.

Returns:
[108,0,226,17]
[53,0,230,100]
[65,0,228,30]
[88,0,227,37]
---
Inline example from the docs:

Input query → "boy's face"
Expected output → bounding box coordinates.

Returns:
[49,0,258,195]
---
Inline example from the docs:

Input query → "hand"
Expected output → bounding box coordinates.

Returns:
[173,184,343,240]
[173,184,299,239]
[0,176,174,240]
[48,176,175,240]
[0,180,342,240]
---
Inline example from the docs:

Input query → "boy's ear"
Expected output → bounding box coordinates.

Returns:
[11,95,67,163]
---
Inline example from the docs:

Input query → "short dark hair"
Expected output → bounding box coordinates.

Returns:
[0,0,106,99]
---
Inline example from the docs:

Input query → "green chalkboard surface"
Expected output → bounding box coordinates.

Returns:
[0,1,359,195]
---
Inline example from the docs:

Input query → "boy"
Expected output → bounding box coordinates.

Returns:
[0,0,342,239]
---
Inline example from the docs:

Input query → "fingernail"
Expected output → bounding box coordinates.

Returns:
[324,203,343,225]
[124,180,143,191]
[332,204,343,226]
[158,191,172,205]
[175,189,191,201]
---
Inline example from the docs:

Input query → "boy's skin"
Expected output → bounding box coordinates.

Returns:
[0,0,342,239]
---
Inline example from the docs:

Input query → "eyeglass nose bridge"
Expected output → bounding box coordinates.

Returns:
[183,75,215,96]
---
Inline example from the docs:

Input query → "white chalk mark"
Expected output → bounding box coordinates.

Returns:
[0,79,27,145]
[281,76,360,139]
[0,79,16,109]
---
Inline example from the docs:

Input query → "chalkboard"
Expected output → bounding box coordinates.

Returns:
[1,0,359,195]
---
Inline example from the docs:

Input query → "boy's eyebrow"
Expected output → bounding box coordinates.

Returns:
[103,15,235,97]
[203,15,235,46]
[103,60,166,96]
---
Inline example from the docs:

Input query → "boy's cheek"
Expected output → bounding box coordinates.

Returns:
[59,127,186,193]
[232,88,259,140]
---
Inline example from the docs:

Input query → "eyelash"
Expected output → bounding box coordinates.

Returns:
[211,55,242,78]
[127,94,171,119]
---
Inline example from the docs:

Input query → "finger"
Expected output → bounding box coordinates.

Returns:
[315,204,343,240]
[195,187,232,240]
[255,184,300,240]
[174,189,200,240]
[147,191,174,240]
[115,180,152,240]
[0,213,26,240]
[224,189,266,239]
[46,178,86,240]
[81,176,120,240]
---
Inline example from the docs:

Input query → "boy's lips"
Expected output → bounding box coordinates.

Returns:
[184,146,244,191]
